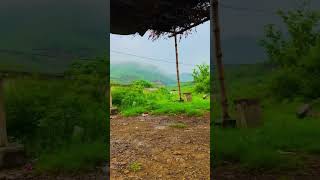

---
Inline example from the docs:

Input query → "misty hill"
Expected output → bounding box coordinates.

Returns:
[111,62,193,85]
[0,0,107,74]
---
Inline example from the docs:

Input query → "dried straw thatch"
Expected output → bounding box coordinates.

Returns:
[111,0,210,39]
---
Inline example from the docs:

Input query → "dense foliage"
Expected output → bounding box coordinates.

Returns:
[260,1,320,99]
[112,80,209,117]
[5,58,108,171]
[212,1,320,171]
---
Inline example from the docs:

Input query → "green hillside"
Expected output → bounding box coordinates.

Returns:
[111,62,177,85]
[0,0,107,74]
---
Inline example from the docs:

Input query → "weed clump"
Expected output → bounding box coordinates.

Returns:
[129,162,142,172]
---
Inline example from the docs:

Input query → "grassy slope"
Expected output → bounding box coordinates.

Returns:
[212,64,320,170]
[112,82,209,117]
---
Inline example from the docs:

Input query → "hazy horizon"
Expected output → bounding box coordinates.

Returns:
[110,22,210,74]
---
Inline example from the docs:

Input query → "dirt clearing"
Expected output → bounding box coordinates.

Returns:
[110,114,210,179]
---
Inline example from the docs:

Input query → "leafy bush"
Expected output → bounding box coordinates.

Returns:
[192,64,210,94]
[132,80,153,88]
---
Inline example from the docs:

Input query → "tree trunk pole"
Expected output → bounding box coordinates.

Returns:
[0,77,8,147]
[211,0,230,121]
[174,34,182,101]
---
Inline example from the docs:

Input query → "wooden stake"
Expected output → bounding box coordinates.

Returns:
[0,77,8,147]
[174,34,182,101]
[211,0,230,121]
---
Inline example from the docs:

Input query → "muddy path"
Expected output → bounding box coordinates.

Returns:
[110,114,210,179]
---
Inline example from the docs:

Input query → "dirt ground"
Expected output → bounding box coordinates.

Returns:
[0,165,109,180]
[110,114,210,179]
[213,156,320,180]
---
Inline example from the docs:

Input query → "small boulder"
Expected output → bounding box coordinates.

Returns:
[110,107,118,115]
[0,145,26,169]
[203,94,209,99]
[297,104,312,119]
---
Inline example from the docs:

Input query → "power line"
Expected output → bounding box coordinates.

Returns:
[110,50,199,66]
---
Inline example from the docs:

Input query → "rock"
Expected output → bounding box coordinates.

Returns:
[173,151,182,155]
[97,163,110,174]
[203,94,209,99]
[297,104,312,119]
[72,125,84,139]
[166,159,172,164]
[110,107,119,115]
[142,112,149,117]
[124,170,130,174]
[154,126,166,130]
[0,144,26,169]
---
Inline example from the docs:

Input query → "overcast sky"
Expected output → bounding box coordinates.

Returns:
[111,0,320,68]
[111,21,210,74]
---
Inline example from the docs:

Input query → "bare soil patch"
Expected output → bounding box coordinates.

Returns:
[110,114,210,179]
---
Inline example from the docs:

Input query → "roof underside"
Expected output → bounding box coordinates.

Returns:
[111,0,210,36]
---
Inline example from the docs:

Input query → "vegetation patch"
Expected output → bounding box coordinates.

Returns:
[213,2,320,171]
[6,58,108,172]
[111,65,210,117]
[168,122,187,129]
[128,162,142,172]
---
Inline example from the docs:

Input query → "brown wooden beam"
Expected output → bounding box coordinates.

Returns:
[174,34,182,101]
[0,78,8,147]
[211,0,230,122]
[168,18,210,38]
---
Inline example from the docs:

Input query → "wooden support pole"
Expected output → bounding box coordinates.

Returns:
[110,86,112,108]
[211,0,230,121]
[0,77,8,147]
[174,34,182,101]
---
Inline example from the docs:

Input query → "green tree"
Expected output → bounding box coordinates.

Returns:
[259,1,320,99]
[260,1,320,68]
[192,64,210,94]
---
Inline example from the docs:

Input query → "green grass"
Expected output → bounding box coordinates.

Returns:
[36,140,107,172]
[112,83,209,117]
[212,64,320,171]
[128,162,142,172]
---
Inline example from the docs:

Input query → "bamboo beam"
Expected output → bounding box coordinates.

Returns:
[211,0,230,122]
[0,77,8,147]
[174,34,182,101]
[168,18,210,38]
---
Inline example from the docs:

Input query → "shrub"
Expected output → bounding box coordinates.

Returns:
[132,80,153,88]
[192,64,210,94]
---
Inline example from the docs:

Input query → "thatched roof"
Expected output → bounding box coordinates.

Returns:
[111,0,210,37]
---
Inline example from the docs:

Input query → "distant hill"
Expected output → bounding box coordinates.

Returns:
[111,62,193,85]
[180,73,194,82]
[0,0,107,74]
